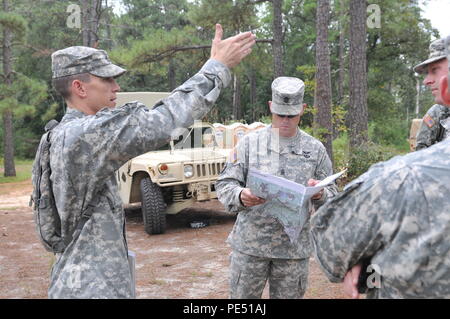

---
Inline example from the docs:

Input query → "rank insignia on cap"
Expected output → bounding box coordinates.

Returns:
[423,114,435,128]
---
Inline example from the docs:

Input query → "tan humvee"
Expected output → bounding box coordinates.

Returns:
[115,92,229,235]
[409,118,422,151]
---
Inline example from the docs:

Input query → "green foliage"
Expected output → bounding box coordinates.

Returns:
[0,73,47,117]
[41,102,60,123]
[312,126,332,145]
[331,130,409,185]
[0,0,439,172]
[259,115,272,125]
[332,133,349,173]
[346,140,408,182]
[188,0,259,32]
[111,26,203,73]
[0,11,27,40]
[364,0,438,123]
[295,65,316,103]
[347,141,397,181]
[332,104,347,134]
[369,120,410,151]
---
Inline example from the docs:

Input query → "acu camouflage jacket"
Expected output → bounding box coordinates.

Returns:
[47,59,231,298]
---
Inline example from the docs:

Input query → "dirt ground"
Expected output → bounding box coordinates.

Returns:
[0,180,348,299]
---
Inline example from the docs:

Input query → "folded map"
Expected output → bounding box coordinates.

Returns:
[247,168,345,243]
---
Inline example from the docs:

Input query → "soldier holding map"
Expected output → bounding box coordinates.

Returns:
[216,77,338,299]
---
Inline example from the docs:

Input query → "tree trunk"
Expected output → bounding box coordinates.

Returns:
[232,74,242,120]
[248,68,257,122]
[81,0,90,46]
[314,0,333,164]
[104,0,112,50]
[2,0,16,177]
[337,0,346,106]
[91,0,101,47]
[334,0,347,139]
[348,0,368,150]
[168,58,176,91]
[272,0,284,77]
[415,77,420,118]
[82,0,101,47]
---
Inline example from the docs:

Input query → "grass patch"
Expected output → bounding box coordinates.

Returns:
[0,207,21,211]
[332,133,410,186]
[0,159,33,184]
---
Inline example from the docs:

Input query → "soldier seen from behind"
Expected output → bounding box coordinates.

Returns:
[310,35,450,299]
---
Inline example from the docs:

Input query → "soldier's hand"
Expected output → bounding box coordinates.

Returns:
[307,179,324,200]
[210,24,256,69]
[240,188,265,207]
[343,264,362,299]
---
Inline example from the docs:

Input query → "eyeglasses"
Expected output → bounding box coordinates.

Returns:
[275,114,297,119]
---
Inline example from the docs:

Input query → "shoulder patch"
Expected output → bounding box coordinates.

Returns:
[423,114,435,128]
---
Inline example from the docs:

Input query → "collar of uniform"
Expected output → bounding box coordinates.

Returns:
[61,107,88,123]
[267,125,303,154]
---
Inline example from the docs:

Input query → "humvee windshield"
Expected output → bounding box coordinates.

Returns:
[156,126,216,151]
[173,126,216,149]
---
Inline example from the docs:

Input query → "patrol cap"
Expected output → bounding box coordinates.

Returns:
[51,46,126,79]
[270,77,305,116]
[414,37,447,74]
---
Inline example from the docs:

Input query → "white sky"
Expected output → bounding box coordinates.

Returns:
[420,0,450,38]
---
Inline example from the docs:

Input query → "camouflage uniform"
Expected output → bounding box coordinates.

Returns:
[414,38,450,151]
[310,139,450,298]
[48,46,231,298]
[216,77,338,299]
[415,104,450,150]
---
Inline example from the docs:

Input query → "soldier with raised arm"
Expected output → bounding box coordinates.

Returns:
[42,24,255,299]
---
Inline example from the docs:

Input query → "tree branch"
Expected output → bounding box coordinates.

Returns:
[247,0,271,4]
[137,39,273,63]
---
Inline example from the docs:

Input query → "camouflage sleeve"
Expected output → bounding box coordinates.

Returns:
[312,145,339,209]
[415,105,442,151]
[309,181,385,283]
[67,59,231,180]
[309,168,414,283]
[215,136,248,214]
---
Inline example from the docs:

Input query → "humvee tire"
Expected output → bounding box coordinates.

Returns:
[140,177,167,235]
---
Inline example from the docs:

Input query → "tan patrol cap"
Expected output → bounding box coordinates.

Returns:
[51,46,126,79]
[271,77,305,116]
[414,38,447,74]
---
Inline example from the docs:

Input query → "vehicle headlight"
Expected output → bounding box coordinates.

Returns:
[184,165,194,178]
